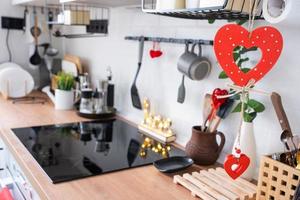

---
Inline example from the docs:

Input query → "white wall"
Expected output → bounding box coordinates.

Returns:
[0,0,64,87]
[0,0,28,66]
[64,4,300,177]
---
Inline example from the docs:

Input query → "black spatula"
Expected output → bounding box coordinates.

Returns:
[131,37,144,109]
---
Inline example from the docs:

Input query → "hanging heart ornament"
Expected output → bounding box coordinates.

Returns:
[214,24,283,86]
[150,42,163,58]
[212,88,228,109]
[224,151,250,180]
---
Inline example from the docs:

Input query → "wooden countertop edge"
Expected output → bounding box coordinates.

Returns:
[0,114,192,200]
[0,126,51,199]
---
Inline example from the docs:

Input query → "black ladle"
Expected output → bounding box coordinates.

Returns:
[29,12,42,65]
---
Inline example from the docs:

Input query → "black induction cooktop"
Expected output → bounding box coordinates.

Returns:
[12,119,185,183]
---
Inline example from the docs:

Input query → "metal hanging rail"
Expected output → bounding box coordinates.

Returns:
[125,36,213,45]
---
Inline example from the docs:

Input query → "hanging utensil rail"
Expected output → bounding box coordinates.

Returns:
[125,36,213,45]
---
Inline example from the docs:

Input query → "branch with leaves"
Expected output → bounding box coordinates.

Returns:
[218,46,265,122]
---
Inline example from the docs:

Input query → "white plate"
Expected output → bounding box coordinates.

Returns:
[62,60,78,77]
[0,62,22,70]
[0,68,34,98]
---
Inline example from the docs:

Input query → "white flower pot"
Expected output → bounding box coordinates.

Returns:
[156,0,186,10]
[232,121,256,180]
[55,89,74,110]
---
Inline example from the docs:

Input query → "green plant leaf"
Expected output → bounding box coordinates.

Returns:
[243,112,257,123]
[57,71,75,91]
[218,71,228,79]
[241,68,251,73]
[247,99,265,113]
[233,53,240,61]
[240,46,258,54]
[208,19,215,24]
[232,102,242,113]
[237,58,249,67]
[237,20,248,25]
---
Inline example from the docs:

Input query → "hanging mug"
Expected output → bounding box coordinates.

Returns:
[177,43,211,80]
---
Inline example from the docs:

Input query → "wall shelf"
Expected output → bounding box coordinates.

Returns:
[12,0,140,7]
[142,0,264,20]
[143,9,263,20]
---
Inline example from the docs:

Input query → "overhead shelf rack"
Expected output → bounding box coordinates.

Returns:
[19,0,110,39]
[142,0,264,20]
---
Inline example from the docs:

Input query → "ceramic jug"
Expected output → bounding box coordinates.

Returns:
[185,126,225,165]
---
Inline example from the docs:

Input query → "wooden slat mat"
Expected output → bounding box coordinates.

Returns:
[173,167,257,200]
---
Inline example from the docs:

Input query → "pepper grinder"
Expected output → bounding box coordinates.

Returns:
[106,66,114,108]
[97,80,108,112]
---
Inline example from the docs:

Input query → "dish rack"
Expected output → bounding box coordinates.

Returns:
[142,0,264,20]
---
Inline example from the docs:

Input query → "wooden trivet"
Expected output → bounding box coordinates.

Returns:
[173,167,257,200]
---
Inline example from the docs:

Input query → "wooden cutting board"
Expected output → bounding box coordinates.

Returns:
[64,54,83,74]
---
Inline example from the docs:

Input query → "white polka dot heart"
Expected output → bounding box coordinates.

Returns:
[214,24,283,87]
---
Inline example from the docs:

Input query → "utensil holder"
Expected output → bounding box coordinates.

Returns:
[185,126,225,165]
[257,155,300,200]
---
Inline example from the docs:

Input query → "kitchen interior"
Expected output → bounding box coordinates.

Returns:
[0,0,299,199]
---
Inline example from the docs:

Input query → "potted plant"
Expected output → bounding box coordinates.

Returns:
[55,72,75,110]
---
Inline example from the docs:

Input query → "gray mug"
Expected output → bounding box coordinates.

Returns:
[177,43,197,78]
[189,44,211,80]
[177,43,211,80]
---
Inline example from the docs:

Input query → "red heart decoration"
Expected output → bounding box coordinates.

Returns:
[224,154,250,180]
[212,88,228,109]
[150,50,163,58]
[214,24,283,86]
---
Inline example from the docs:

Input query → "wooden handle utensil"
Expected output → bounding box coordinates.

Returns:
[202,94,212,131]
[209,98,234,133]
[271,92,292,134]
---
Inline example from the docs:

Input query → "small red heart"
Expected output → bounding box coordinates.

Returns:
[212,88,228,109]
[214,24,283,86]
[224,154,250,180]
[150,50,163,58]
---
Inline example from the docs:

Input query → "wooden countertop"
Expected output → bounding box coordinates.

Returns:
[0,92,213,200]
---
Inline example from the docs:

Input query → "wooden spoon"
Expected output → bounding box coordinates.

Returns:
[271,92,292,135]
[202,94,212,132]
